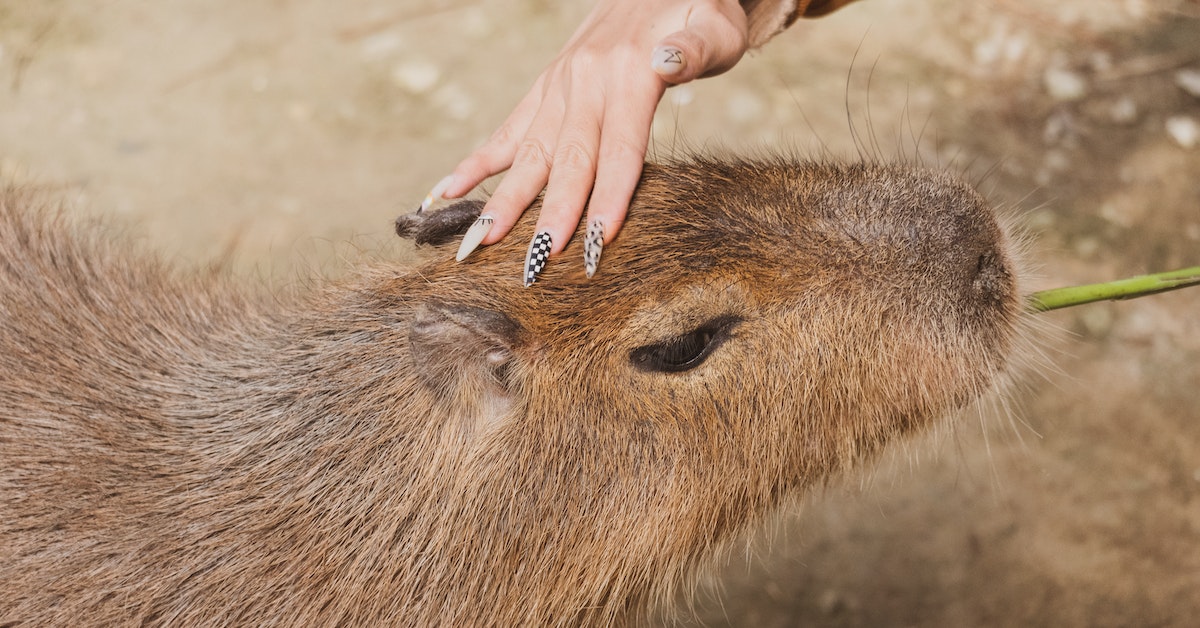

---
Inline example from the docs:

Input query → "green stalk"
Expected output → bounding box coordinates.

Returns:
[1029,266,1200,312]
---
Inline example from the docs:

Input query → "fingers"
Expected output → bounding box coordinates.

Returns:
[441,78,546,201]
[442,0,754,280]
[533,83,604,255]
[586,77,663,247]
[476,95,565,246]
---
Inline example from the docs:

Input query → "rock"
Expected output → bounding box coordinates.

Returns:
[1165,116,1199,149]
[1175,68,1200,98]
[391,60,441,95]
[1072,234,1100,259]
[1043,67,1088,102]
[1108,96,1138,125]
[360,33,404,61]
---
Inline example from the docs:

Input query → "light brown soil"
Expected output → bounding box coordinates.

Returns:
[2,1,1198,626]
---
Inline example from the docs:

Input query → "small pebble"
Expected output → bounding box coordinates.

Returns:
[1072,235,1100,258]
[1175,68,1200,98]
[1099,199,1132,227]
[392,60,441,94]
[1043,67,1088,102]
[360,33,404,60]
[973,39,1002,67]
[1165,116,1199,149]
[1108,96,1138,125]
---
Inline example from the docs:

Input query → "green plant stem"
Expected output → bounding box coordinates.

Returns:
[1029,266,1200,312]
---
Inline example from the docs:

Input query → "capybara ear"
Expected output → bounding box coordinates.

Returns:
[394,200,484,246]
[409,301,525,429]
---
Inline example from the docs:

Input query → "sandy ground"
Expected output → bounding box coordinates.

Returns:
[2,0,1199,626]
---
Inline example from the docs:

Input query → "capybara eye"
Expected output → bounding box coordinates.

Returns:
[629,316,742,373]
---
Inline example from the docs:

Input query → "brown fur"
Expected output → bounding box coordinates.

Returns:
[0,157,1021,626]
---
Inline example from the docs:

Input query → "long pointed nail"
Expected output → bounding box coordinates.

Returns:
[418,175,455,213]
[455,214,494,262]
[524,231,552,287]
[584,220,604,278]
[651,46,685,75]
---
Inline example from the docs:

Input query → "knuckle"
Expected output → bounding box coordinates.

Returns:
[488,122,518,148]
[513,139,554,170]
[601,135,648,169]
[564,48,604,74]
[553,141,596,173]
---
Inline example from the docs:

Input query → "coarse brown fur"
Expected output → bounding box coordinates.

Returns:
[0,157,1022,626]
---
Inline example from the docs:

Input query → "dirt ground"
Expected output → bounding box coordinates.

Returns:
[2,0,1198,626]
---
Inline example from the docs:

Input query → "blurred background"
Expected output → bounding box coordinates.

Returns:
[2,0,1197,625]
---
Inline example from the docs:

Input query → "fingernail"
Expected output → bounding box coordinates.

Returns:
[418,175,455,213]
[584,220,604,278]
[524,231,552,287]
[455,214,494,262]
[651,46,685,75]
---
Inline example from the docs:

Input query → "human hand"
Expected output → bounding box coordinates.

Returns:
[421,0,749,285]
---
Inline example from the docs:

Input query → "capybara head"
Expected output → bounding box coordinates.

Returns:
[396,157,1019,478]
[0,157,1021,626]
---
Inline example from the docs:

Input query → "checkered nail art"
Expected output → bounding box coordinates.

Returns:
[584,220,604,278]
[455,214,493,262]
[524,231,552,287]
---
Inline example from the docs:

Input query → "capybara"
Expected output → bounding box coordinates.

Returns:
[0,157,1022,626]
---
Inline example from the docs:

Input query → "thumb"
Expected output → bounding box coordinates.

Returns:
[650,5,749,85]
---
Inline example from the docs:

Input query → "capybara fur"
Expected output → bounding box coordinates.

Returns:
[0,157,1021,626]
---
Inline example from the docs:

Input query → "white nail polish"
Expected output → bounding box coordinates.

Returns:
[419,175,455,213]
[455,214,494,262]
[584,220,604,278]
[524,231,552,287]
[651,46,685,75]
